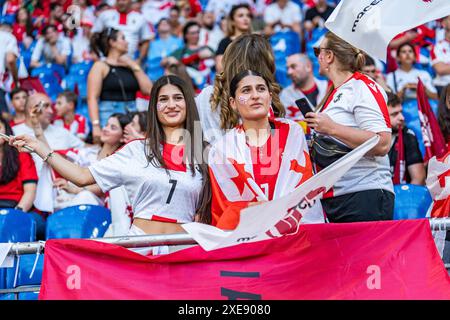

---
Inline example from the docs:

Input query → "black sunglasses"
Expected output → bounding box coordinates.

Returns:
[314,47,332,57]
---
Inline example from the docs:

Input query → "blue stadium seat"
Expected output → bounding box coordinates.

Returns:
[393,184,432,220]
[46,205,111,239]
[5,254,44,288]
[18,292,39,300]
[271,31,300,88]
[30,64,64,101]
[401,98,439,157]
[0,208,36,243]
[0,293,15,300]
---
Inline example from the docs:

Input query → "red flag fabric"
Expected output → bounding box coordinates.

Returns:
[39,219,450,300]
[393,127,406,184]
[18,77,46,94]
[417,78,447,163]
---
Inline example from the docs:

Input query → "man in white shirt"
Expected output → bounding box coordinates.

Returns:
[432,15,450,96]
[30,24,72,68]
[263,0,302,36]
[281,54,328,120]
[92,0,153,65]
[0,18,19,119]
[206,0,254,23]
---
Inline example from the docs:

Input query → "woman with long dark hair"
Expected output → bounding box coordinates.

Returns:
[9,75,211,241]
[208,70,317,230]
[87,28,152,142]
[0,115,37,212]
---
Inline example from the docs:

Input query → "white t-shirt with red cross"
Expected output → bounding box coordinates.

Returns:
[89,139,204,223]
[431,39,450,87]
[92,8,153,58]
[53,114,90,141]
[320,72,393,197]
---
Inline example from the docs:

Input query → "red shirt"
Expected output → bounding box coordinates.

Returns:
[0,152,38,202]
[248,121,289,200]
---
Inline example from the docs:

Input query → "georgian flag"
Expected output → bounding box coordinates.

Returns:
[325,0,450,62]
[426,152,450,218]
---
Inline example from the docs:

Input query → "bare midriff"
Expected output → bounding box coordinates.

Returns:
[133,218,186,235]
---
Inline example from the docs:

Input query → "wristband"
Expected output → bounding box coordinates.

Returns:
[92,120,100,126]
[42,150,55,162]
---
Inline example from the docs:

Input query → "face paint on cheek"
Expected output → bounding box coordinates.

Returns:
[157,103,166,111]
[238,96,248,105]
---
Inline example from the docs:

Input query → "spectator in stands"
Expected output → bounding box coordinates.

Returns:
[10,75,212,241]
[387,92,425,185]
[0,114,37,212]
[305,31,394,222]
[195,34,285,144]
[386,43,438,101]
[215,4,252,73]
[123,111,147,143]
[361,54,391,93]
[281,53,328,121]
[92,0,152,65]
[263,0,302,36]
[145,18,183,82]
[163,21,215,89]
[53,90,90,141]
[71,0,96,25]
[208,70,316,230]
[303,0,334,34]
[48,2,65,33]
[13,92,85,178]
[432,15,450,96]
[168,5,183,37]
[205,0,254,23]
[13,7,35,46]
[88,28,152,142]
[71,19,96,64]
[30,24,71,68]
[438,84,450,148]
[9,87,28,127]
[199,11,223,53]
[52,113,134,209]
[165,22,215,72]
[0,17,18,120]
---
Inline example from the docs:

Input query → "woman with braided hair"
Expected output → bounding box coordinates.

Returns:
[195,33,285,144]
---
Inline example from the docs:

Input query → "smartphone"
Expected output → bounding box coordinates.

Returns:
[295,98,314,117]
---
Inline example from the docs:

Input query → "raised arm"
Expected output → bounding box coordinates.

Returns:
[9,135,95,187]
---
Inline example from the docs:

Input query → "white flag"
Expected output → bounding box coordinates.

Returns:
[325,0,450,62]
[183,136,380,251]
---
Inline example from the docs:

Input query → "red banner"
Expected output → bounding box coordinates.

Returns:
[39,219,450,300]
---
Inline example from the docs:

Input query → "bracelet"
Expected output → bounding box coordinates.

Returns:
[42,150,55,162]
[92,120,100,126]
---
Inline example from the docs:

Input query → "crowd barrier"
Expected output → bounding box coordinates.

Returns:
[1,218,450,298]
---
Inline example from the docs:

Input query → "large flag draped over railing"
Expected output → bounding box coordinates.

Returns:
[325,0,450,62]
[427,152,450,218]
[39,219,450,300]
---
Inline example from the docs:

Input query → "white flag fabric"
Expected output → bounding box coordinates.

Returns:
[182,136,380,251]
[325,0,450,62]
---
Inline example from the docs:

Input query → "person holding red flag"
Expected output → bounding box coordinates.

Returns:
[208,70,320,230]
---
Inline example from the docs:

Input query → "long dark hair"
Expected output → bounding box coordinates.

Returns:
[16,7,34,38]
[0,115,19,184]
[229,69,269,98]
[438,84,450,140]
[145,75,211,223]
[90,27,120,57]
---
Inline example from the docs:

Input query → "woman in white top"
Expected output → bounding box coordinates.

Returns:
[386,42,438,101]
[9,75,211,235]
[305,31,394,223]
[195,34,285,144]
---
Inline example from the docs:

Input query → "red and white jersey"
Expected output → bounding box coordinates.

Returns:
[53,114,90,141]
[89,139,204,223]
[280,78,328,121]
[92,8,153,57]
[426,152,450,218]
[431,39,450,87]
[321,72,393,197]
[208,118,320,229]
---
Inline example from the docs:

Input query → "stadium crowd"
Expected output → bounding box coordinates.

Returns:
[0,0,449,244]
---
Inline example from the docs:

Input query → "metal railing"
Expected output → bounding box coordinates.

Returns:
[2,218,450,298]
